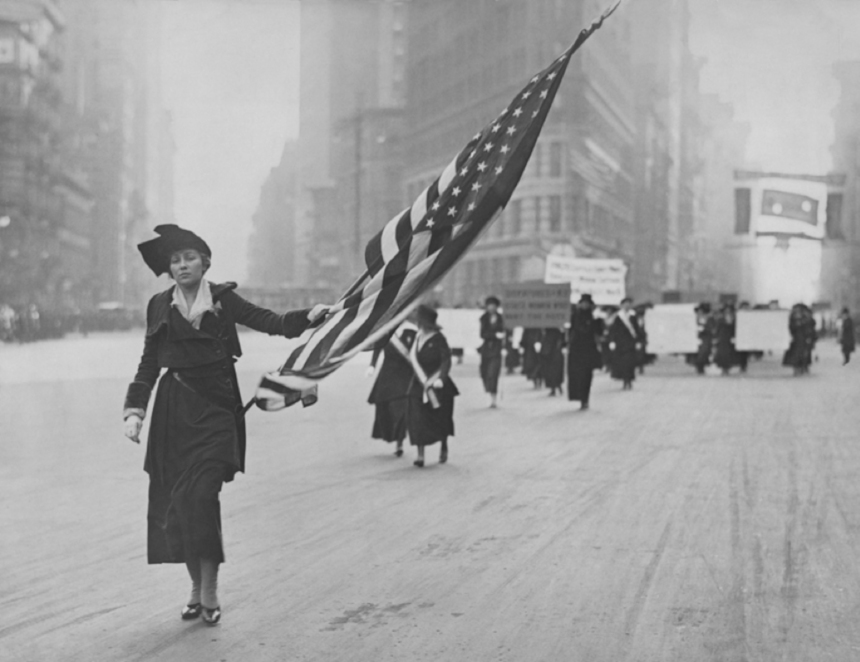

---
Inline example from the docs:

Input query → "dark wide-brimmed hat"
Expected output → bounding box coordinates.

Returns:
[137,224,211,276]
[485,295,501,307]
[578,293,594,305]
[415,304,441,330]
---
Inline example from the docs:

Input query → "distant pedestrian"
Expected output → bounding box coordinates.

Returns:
[713,304,738,375]
[521,328,543,387]
[689,303,714,375]
[784,303,815,375]
[607,297,643,390]
[368,322,417,456]
[479,296,505,408]
[567,294,603,409]
[839,307,855,365]
[540,327,565,396]
[122,224,330,626]
[407,305,459,467]
[504,330,520,374]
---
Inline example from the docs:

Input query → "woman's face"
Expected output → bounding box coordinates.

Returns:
[169,249,206,288]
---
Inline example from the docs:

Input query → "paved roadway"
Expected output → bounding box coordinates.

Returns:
[2,331,859,661]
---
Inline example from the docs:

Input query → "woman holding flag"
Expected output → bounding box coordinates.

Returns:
[405,305,459,467]
[122,224,329,625]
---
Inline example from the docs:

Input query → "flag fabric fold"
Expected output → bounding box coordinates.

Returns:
[253,2,621,412]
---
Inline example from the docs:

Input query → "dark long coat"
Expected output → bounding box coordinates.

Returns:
[124,282,311,563]
[607,313,642,382]
[540,327,565,389]
[841,316,855,354]
[407,331,459,446]
[568,309,603,401]
[479,312,505,394]
[368,328,417,442]
[713,315,738,370]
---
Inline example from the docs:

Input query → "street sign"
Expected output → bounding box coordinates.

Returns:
[501,282,571,329]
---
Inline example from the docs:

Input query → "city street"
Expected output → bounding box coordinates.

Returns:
[2,331,860,661]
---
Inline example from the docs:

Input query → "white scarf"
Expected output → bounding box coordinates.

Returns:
[172,279,214,330]
[617,309,636,338]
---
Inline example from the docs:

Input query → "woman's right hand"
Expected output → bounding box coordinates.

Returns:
[124,415,142,444]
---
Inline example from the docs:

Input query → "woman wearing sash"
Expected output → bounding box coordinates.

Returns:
[368,322,417,456]
[406,305,459,467]
[607,297,643,390]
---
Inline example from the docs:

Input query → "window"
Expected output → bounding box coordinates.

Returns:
[533,143,542,178]
[534,196,545,232]
[549,142,562,177]
[549,195,562,232]
[827,193,845,240]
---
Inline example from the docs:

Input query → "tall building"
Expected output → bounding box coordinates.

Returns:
[59,0,173,309]
[404,0,636,306]
[294,0,407,287]
[827,61,860,311]
[0,0,73,309]
[248,141,300,287]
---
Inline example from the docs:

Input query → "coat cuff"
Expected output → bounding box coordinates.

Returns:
[124,380,152,414]
[123,407,145,421]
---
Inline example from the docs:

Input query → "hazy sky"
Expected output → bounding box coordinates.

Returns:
[689,0,860,174]
[156,0,860,281]
[159,0,300,282]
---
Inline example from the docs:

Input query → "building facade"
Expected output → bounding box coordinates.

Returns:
[403,0,636,307]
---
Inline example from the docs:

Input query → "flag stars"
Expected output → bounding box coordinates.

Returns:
[532,110,539,118]
[540,89,549,99]
[495,166,503,175]
[460,167,469,177]
[513,107,523,118]
[471,182,482,192]
[468,202,477,212]
[531,75,540,83]
[452,186,462,196]
[484,142,494,152]
[447,206,457,217]
[491,123,501,133]
[431,201,441,211]
[501,144,510,155]
[506,126,516,136]
[477,162,488,172]
[426,218,435,228]
[548,72,557,80]
[469,150,477,160]
[521,91,531,100]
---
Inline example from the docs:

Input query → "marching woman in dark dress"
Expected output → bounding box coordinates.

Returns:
[607,297,643,390]
[839,307,855,365]
[122,224,329,625]
[540,327,565,396]
[368,322,417,456]
[567,294,603,409]
[713,305,739,375]
[407,305,459,467]
[479,296,505,408]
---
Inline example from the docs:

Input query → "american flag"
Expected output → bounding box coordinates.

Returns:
[253,2,621,412]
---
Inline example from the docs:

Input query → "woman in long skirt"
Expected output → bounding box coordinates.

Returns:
[568,294,603,409]
[540,327,565,396]
[123,224,329,625]
[479,296,505,408]
[407,305,459,467]
[368,323,417,456]
[607,297,643,390]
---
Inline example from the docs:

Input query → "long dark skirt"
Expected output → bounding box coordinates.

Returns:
[371,398,408,443]
[148,459,229,564]
[480,354,502,394]
[407,392,455,447]
[610,350,637,383]
[568,365,594,403]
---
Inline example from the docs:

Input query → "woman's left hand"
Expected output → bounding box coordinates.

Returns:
[307,304,332,323]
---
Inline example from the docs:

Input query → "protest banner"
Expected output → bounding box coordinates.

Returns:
[644,304,699,354]
[436,308,482,351]
[544,256,626,305]
[735,310,791,351]
[501,282,571,329]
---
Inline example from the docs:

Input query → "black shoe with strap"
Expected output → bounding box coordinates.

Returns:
[202,606,221,626]
[181,603,202,620]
